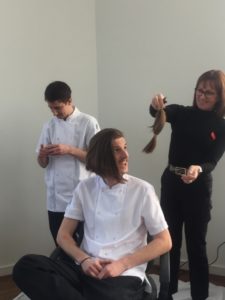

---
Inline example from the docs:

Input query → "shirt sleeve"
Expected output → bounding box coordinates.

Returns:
[64,183,84,221]
[85,117,100,146]
[200,123,225,173]
[149,104,183,124]
[142,184,168,236]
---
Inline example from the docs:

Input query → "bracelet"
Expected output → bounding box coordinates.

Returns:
[80,256,91,266]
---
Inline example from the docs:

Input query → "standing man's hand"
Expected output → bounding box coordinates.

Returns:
[44,144,87,161]
[44,144,71,155]
[37,144,49,168]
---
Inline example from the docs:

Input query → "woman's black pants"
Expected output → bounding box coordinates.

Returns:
[161,169,212,300]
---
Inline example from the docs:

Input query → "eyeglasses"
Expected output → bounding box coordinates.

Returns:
[195,88,216,98]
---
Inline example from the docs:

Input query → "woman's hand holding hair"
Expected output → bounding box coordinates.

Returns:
[143,93,167,153]
[151,93,166,110]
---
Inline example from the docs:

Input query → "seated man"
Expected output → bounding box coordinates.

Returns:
[13,128,172,300]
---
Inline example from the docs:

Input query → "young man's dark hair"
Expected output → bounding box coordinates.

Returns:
[44,81,72,103]
[86,128,125,182]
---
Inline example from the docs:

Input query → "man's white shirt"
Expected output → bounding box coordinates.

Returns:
[36,108,100,212]
[65,174,168,280]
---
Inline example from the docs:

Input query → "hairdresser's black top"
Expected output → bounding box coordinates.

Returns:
[150,104,225,173]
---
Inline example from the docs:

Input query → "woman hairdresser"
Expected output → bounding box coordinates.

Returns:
[144,70,225,300]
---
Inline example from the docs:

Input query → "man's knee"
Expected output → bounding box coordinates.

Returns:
[13,254,40,283]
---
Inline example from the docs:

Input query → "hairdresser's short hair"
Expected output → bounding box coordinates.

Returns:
[44,81,72,103]
[193,70,225,117]
[86,128,125,182]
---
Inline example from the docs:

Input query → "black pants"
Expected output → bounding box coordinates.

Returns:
[13,254,144,300]
[48,211,84,246]
[161,169,212,300]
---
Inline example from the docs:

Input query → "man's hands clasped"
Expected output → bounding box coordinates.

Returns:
[81,257,127,279]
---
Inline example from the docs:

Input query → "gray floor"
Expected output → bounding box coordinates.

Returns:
[151,275,225,300]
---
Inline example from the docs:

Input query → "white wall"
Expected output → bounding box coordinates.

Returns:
[1,0,225,278]
[96,0,225,275]
[0,0,98,275]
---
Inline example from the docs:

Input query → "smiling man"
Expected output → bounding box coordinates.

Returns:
[13,128,171,300]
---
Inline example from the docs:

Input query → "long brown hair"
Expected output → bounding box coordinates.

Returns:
[86,128,126,182]
[143,102,167,153]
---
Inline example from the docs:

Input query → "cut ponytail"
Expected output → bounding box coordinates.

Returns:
[143,108,166,153]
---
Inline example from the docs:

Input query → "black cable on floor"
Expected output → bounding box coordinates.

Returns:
[209,241,225,265]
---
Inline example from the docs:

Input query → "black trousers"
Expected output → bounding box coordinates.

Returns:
[13,254,145,300]
[48,211,84,246]
[161,168,212,300]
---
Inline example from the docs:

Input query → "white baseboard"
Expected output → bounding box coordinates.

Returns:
[209,264,225,276]
[0,263,14,276]
[180,259,225,276]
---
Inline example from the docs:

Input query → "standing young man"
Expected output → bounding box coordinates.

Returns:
[37,81,100,244]
[14,128,171,300]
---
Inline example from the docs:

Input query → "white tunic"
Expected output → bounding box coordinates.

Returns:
[36,108,100,212]
[65,174,168,280]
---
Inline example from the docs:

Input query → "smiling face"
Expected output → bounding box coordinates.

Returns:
[112,137,129,176]
[195,81,217,112]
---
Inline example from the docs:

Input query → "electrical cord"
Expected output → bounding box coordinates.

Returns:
[178,241,225,271]
[208,241,225,265]
[179,261,188,269]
